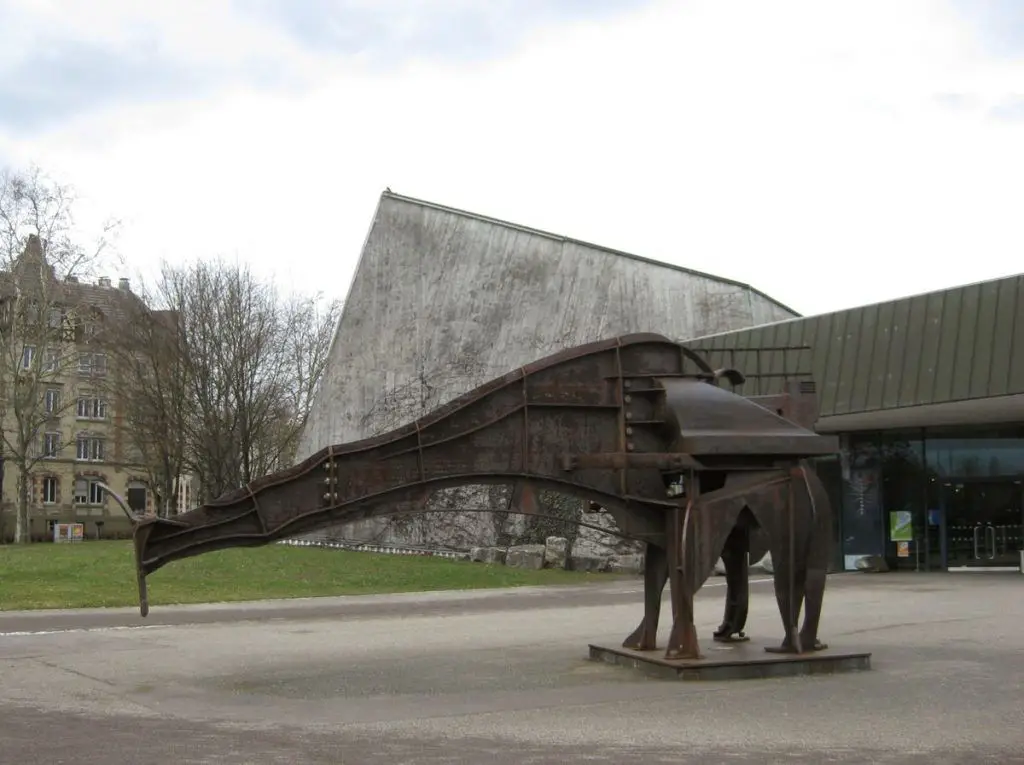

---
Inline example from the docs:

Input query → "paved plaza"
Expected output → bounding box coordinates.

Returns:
[1,572,1022,763]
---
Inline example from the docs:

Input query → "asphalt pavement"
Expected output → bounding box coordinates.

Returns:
[1,572,1022,764]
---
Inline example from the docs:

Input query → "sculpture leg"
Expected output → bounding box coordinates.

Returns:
[797,565,828,651]
[713,522,750,643]
[622,542,668,651]
[765,477,810,654]
[797,464,832,651]
[665,501,701,660]
[764,556,807,653]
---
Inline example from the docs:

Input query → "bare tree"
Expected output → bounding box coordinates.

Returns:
[0,165,119,542]
[104,289,189,517]
[118,259,340,505]
[260,292,341,469]
[163,259,278,499]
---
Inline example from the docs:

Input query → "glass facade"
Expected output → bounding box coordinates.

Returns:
[823,424,1024,571]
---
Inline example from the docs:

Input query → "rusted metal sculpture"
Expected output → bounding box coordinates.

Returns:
[126,333,838,661]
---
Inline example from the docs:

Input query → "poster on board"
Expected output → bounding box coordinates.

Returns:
[53,523,85,543]
[889,510,913,542]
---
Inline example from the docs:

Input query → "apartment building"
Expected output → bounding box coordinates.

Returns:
[0,235,159,542]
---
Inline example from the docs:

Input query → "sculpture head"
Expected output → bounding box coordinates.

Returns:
[95,481,145,523]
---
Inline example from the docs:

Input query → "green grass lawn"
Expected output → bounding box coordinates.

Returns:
[0,540,602,611]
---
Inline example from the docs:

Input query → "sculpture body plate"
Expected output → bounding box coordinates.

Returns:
[125,333,861,675]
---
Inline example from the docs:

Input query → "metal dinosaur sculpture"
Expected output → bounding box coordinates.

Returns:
[123,333,839,661]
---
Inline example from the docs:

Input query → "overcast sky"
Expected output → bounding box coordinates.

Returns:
[1,0,1022,317]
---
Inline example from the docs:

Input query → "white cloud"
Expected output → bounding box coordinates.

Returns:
[2,0,302,65]
[2,0,1023,315]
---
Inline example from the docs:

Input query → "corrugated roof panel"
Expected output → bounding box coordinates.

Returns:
[810,314,832,412]
[968,280,999,400]
[833,310,859,415]
[951,282,981,401]
[916,290,946,407]
[1007,276,1024,394]
[822,311,847,415]
[683,272,1024,419]
[761,322,783,396]
[865,301,894,412]
[988,276,1018,396]
[932,288,962,404]
[883,297,911,409]
[787,319,811,388]
[851,302,880,413]
[898,294,928,407]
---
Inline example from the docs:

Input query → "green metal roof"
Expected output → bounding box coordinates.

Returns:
[683,274,1024,421]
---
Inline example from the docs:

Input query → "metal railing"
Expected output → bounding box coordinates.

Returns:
[276,537,469,560]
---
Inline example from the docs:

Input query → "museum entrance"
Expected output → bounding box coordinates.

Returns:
[944,478,1024,570]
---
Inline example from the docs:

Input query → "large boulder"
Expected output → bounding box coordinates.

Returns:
[506,544,546,570]
[544,536,569,569]
[470,546,506,565]
[569,554,610,573]
[575,509,644,558]
[608,553,644,575]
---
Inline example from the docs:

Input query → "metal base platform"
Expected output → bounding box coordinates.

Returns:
[588,641,872,681]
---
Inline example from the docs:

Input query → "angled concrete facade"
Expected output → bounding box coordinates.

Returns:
[299,191,797,457]
[297,191,798,545]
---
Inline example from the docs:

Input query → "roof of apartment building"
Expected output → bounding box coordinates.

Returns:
[2,233,153,326]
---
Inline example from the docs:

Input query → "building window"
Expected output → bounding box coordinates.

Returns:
[924,428,1024,478]
[42,477,58,504]
[44,349,60,372]
[44,388,60,413]
[76,396,107,420]
[78,352,107,375]
[73,478,104,505]
[127,484,148,514]
[21,345,35,369]
[76,436,105,462]
[42,432,61,458]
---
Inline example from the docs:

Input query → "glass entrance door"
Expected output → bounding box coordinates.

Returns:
[945,480,1023,569]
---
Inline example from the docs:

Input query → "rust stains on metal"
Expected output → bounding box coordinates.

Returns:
[131,332,839,662]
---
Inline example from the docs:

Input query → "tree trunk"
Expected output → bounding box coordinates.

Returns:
[14,468,30,544]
